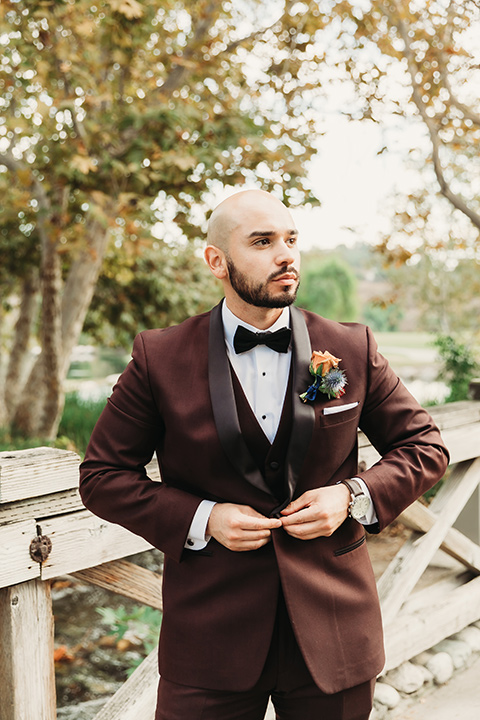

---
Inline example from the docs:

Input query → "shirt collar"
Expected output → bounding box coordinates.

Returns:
[222,300,291,352]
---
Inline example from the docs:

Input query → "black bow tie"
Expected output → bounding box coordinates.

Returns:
[233,325,292,354]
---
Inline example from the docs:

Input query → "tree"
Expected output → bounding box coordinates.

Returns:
[296,255,358,321]
[0,0,326,439]
[323,0,480,254]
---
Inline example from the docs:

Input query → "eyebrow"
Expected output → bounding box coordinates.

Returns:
[247,229,299,238]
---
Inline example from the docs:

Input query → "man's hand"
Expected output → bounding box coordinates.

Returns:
[280,485,350,540]
[207,503,282,552]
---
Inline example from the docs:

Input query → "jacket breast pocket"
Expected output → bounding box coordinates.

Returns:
[316,402,361,428]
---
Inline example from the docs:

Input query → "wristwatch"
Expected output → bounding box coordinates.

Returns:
[339,479,371,520]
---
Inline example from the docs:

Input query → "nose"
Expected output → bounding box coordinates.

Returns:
[275,239,297,267]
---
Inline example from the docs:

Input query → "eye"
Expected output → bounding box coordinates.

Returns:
[254,237,271,246]
[287,235,297,245]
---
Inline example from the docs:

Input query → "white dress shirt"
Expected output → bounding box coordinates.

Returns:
[184,301,376,550]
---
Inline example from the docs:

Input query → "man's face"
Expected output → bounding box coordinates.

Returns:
[223,202,301,310]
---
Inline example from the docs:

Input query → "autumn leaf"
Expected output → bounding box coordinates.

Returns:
[108,0,143,20]
[70,155,98,174]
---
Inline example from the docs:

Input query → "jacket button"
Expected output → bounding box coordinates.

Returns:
[269,461,280,470]
[187,539,194,546]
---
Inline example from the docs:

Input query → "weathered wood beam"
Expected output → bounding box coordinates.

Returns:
[93,646,158,720]
[73,559,163,610]
[40,510,153,580]
[383,574,480,671]
[378,457,480,624]
[400,500,480,574]
[0,519,39,589]
[0,447,80,503]
[0,488,82,526]
[0,579,56,720]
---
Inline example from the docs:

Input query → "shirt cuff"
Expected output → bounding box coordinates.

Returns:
[184,500,216,550]
[352,477,378,525]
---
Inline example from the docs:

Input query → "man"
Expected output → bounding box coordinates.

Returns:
[80,189,449,720]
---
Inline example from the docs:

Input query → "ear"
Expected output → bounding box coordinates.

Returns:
[204,244,228,279]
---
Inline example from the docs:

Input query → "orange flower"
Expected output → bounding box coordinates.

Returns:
[310,350,341,376]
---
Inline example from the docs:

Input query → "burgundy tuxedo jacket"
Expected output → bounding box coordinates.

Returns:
[79,303,449,693]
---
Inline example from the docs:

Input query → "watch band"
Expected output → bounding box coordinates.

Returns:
[339,478,363,497]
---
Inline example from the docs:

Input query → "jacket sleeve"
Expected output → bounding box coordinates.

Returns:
[357,327,449,533]
[79,333,202,562]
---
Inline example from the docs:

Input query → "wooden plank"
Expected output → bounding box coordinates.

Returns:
[93,647,158,720]
[400,501,480,574]
[73,559,163,610]
[440,423,480,464]
[0,519,39,589]
[0,488,82,527]
[358,421,480,469]
[383,574,480,671]
[40,510,153,579]
[0,447,80,503]
[0,579,56,720]
[399,570,471,617]
[429,400,480,429]
[378,458,480,624]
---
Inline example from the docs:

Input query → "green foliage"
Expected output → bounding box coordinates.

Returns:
[0,392,105,453]
[434,335,479,403]
[97,604,162,675]
[296,256,358,321]
[362,300,403,332]
[57,393,106,454]
[85,244,222,348]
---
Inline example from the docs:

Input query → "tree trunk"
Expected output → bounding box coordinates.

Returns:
[12,245,63,440]
[4,270,40,419]
[0,311,7,428]
[12,211,112,440]
[60,214,112,374]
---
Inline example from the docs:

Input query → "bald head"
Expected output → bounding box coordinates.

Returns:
[207,190,292,252]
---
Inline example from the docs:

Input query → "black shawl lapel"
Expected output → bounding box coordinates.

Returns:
[285,306,316,500]
[208,302,273,497]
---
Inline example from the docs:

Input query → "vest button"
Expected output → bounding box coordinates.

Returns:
[269,461,280,470]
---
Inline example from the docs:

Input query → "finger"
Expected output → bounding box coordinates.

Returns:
[238,515,282,531]
[283,522,319,540]
[280,507,315,526]
[280,495,310,516]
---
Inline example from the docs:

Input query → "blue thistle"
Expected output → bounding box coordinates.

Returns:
[320,368,347,399]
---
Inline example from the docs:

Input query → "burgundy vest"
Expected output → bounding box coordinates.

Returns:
[230,366,293,503]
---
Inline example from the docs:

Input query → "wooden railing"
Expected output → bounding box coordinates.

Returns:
[1,397,480,719]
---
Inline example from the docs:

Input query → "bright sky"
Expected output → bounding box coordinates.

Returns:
[294,116,426,251]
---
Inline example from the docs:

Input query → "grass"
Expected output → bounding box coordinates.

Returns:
[0,393,106,456]
[57,393,107,455]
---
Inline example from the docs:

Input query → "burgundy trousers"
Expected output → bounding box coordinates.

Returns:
[155,593,375,720]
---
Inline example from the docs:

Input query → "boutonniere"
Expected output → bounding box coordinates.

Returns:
[300,350,347,402]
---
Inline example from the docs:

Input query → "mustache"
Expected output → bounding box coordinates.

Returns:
[268,266,300,282]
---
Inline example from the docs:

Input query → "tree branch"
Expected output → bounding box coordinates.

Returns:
[383,1,480,233]
[439,66,480,128]
[1,149,51,215]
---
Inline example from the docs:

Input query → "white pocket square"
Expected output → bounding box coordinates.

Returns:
[323,401,359,416]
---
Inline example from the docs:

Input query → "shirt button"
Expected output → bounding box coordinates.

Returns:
[262,372,266,376]
[262,415,267,420]
[187,539,194,547]
[270,461,280,470]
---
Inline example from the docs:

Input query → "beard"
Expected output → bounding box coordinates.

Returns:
[226,257,300,308]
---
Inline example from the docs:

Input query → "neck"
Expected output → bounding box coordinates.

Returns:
[224,296,286,330]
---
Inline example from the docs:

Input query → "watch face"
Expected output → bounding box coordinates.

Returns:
[350,495,371,520]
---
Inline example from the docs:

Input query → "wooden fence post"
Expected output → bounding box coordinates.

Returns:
[0,579,56,720]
